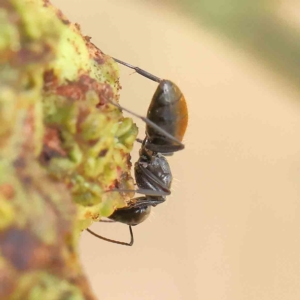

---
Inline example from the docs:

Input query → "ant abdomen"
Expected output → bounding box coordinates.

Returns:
[109,202,151,226]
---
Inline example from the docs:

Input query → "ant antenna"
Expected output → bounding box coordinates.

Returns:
[112,57,161,83]
[86,226,134,246]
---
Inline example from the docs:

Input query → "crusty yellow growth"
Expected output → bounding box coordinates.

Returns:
[39,6,138,230]
[0,0,137,299]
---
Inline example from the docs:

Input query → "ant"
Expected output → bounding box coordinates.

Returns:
[86,57,188,246]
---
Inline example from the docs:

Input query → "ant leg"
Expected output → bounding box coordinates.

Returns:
[99,219,116,223]
[112,57,161,83]
[86,226,134,246]
[107,99,184,149]
[162,152,174,157]
[130,196,165,208]
[114,196,165,209]
[136,164,172,195]
[136,138,143,144]
[106,188,169,196]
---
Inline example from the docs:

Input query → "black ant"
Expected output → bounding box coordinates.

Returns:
[86,58,188,246]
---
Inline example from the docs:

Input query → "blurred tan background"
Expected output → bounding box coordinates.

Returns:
[52,1,300,299]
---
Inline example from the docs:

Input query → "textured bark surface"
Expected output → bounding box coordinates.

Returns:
[0,0,137,299]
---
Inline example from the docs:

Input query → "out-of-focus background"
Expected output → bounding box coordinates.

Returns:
[52,1,300,299]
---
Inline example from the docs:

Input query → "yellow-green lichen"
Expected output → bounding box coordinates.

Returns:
[0,0,138,298]
[13,272,85,300]
[0,9,20,51]
[0,196,15,230]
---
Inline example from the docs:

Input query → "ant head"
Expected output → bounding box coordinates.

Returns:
[145,80,188,153]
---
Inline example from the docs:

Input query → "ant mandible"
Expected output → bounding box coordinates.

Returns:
[86,57,188,246]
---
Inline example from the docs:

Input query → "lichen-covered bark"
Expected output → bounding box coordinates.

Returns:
[0,0,137,299]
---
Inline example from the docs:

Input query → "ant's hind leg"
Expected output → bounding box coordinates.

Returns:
[106,188,169,197]
[136,138,143,144]
[86,226,134,246]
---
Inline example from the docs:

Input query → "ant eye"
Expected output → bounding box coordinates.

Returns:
[163,84,170,94]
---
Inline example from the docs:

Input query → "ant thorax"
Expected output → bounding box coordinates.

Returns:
[134,150,172,196]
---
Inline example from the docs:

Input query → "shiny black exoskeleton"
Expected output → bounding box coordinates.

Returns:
[86,58,188,246]
[86,144,172,246]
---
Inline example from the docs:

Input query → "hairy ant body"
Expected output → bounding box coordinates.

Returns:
[86,58,188,246]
